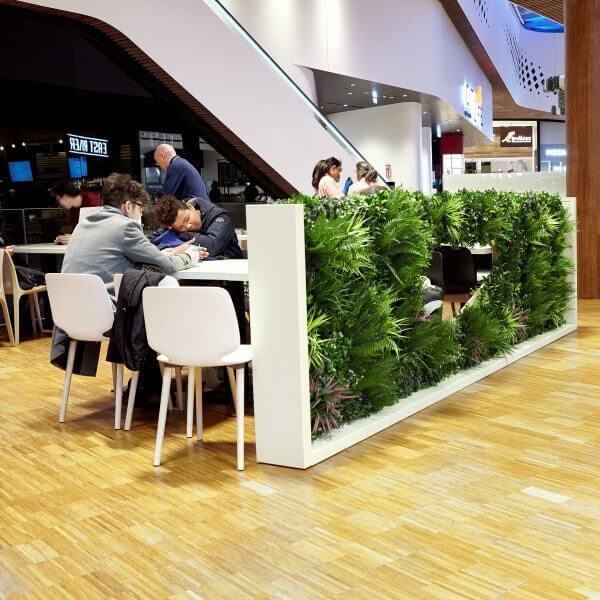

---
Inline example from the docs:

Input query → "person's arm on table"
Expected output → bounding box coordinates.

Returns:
[122,222,201,272]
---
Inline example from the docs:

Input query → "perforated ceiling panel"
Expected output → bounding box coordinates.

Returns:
[505,25,549,96]
[474,0,489,25]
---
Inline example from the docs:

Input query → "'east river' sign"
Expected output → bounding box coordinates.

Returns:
[67,133,109,158]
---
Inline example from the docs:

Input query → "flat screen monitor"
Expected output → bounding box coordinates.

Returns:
[8,161,33,182]
[68,156,88,178]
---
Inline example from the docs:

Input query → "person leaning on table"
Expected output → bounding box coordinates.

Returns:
[61,173,206,300]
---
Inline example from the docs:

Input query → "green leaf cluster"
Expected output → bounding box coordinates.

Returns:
[285,189,574,438]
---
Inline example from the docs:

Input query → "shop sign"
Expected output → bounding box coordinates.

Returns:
[497,126,533,148]
[463,83,483,129]
[541,144,567,160]
[67,133,109,158]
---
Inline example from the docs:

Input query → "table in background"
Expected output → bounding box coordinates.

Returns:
[13,243,67,255]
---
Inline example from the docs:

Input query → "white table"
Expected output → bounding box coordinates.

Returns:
[174,259,249,282]
[470,244,493,255]
[13,243,67,255]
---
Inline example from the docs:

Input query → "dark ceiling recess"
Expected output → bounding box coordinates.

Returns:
[439,0,564,121]
[512,1,564,25]
[0,0,297,198]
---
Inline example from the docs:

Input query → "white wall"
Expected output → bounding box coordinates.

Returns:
[222,0,494,139]
[330,103,423,191]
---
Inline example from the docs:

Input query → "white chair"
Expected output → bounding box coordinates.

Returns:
[45,273,122,427]
[143,287,252,470]
[0,249,46,345]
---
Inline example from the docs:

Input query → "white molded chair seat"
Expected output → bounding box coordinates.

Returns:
[46,273,124,427]
[143,286,252,470]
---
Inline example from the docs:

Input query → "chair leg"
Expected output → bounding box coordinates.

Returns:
[186,366,195,439]
[111,363,117,393]
[28,297,37,335]
[227,367,237,416]
[235,366,245,471]
[124,371,139,431]
[12,294,20,345]
[0,299,15,346]
[175,367,184,410]
[195,367,203,441]
[154,366,173,467]
[59,340,77,423]
[114,363,124,430]
[33,293,44,332]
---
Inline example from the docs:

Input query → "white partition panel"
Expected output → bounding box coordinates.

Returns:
[444,172,567,196]
[247,204,312,468]
[247,200,577,469]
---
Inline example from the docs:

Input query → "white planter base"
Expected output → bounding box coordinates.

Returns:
[310,323,577,466]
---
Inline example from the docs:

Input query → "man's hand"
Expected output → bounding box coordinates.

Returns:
[184,246,209,266]
[54,234,72,245]
[172,242,191,255]
[4,245,15,256]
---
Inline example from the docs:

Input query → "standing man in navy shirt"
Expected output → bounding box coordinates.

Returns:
[154,144,209,201]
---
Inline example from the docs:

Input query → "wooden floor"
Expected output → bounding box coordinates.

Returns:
[0,302,599,599]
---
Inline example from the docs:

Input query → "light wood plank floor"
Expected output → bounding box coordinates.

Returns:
[0,301,599,599]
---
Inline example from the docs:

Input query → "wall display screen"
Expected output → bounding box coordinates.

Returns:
[67,133,109,158]
[541,145,567,161]
[8,160,34,182]
[68,156,89,178]
[497,126,533,148]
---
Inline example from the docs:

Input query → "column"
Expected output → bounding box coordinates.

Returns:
[329,102,423,191]
[566,1,600,298]
[421,126,433,194]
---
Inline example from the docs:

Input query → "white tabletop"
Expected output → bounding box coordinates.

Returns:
[470,244,493,255]
[174,259,249,281]
[13,243,67,255]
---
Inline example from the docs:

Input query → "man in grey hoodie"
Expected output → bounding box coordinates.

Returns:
[62,173,205,299]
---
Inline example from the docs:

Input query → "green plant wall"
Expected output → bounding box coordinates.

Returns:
[285,189,574,438]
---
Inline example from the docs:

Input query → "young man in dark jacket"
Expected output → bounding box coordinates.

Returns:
[153,195,243,259]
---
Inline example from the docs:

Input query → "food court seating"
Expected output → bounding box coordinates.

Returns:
[143,287,252,470]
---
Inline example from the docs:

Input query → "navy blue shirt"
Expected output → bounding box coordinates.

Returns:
[161,156,208,201]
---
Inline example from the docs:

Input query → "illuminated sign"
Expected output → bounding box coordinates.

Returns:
[463,83,483,129]
[496,126,533,148]
[541,145,567,160]
[67,133,109,158]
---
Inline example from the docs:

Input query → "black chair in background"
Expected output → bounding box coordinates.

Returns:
[437,246,477,316]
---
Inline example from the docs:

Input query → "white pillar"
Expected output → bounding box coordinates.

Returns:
[421,126,433,194]
[329,102,423,191]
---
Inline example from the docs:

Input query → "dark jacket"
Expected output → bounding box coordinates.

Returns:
[106,269,165,372]
[153,197,243,259]
[50,327,101,377]
[161,156,208,201]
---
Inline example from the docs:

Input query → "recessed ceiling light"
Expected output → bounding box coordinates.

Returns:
[389,96,395,99]
[403,94,408,97]
[348,92,353,95]
[456,129,460,132]
[11,143,15,148]
[383,95,387,99]
[0,146,4,151]
[423,112,428,115]
[350,83,356,87]
[344,104,348,107]
[58,139,63,143]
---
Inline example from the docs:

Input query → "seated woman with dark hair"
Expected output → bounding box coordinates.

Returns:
[153,195,243,259]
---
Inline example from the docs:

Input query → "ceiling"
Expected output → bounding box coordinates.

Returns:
[313,70,492,147]
[513,1,564,24]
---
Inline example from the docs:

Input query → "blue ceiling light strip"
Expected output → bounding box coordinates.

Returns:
[511,3,564,33]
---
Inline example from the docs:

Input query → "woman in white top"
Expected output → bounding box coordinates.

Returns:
[347,161,387,196]
[312,157,343,198]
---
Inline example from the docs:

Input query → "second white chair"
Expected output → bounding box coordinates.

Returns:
[143,286,252,470]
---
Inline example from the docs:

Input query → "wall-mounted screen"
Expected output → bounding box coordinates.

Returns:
[8,161,33,182]
[68,156,88,178]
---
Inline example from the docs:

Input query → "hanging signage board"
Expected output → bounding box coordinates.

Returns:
[541,144,567,161]
[463,83,484,130]
[67,133,109,158]
[496,126,533,148]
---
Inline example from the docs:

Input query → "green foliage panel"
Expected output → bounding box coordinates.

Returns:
[284,190,574,439]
